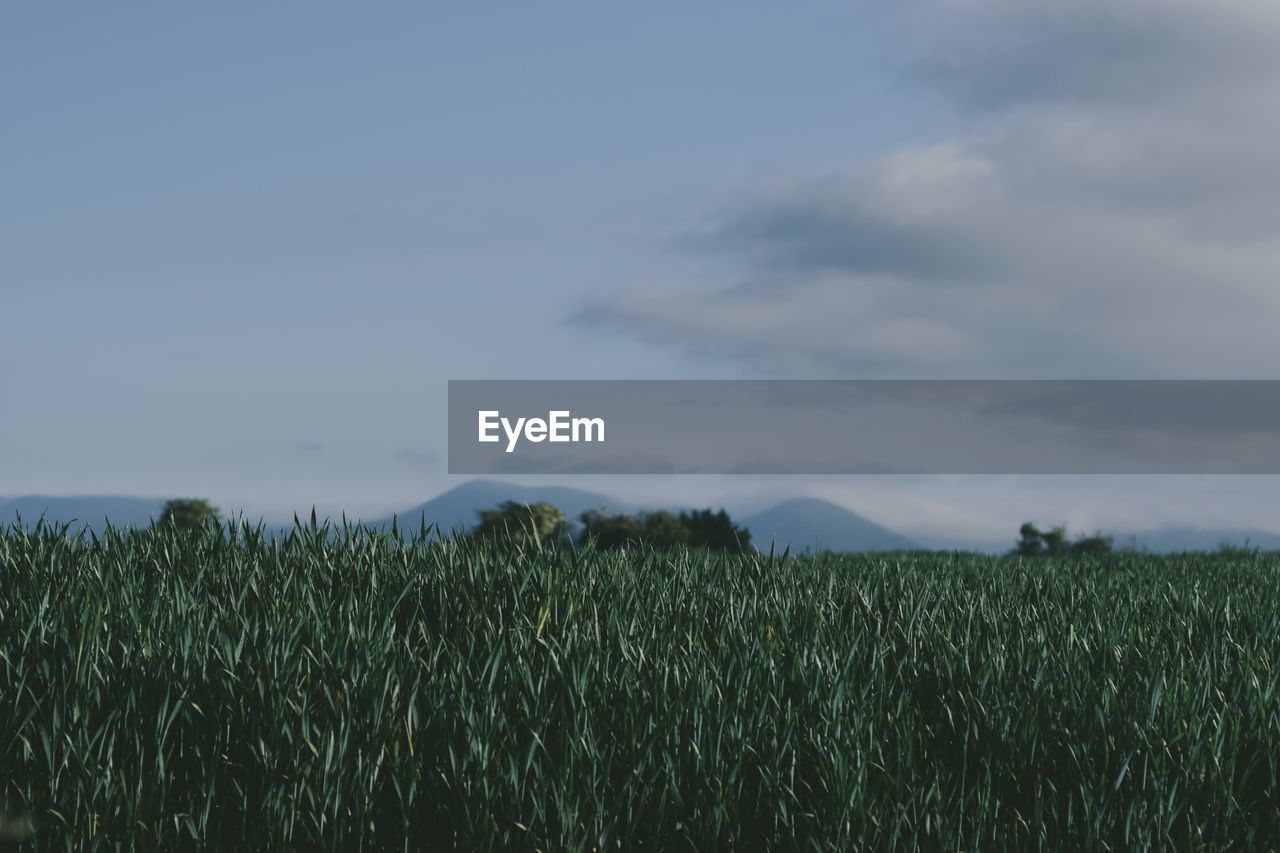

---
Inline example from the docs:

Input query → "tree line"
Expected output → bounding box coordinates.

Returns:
[1014,522,1113,557]
[149,498,752,552]
[473,501,752,552]
[155,499,1117,558]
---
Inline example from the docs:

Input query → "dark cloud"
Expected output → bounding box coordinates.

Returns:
[684,178,1004,282]
[579,1,1280,379]
[904,2,1244,110]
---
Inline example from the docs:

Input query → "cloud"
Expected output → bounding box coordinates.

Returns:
[579,0,1280,378]
[678,147,1003,282]
[906,0,1280,111]
[295,441,324,453]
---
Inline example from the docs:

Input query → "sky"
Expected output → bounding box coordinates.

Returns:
[4,1,1280,544]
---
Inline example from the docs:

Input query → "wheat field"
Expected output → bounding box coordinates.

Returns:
[2,520,1278,849]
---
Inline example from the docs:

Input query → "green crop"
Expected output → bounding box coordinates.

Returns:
[1,519,1278,849]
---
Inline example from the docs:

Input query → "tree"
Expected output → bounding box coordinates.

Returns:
[577,507,749,552]
[1015,522,1047,557]
[1040,526,1067,556]
[642,511,691,549]
[679,508,752,552]
[1015,522,1112,557]
[158,498,220,532]
[473,501,568,547]
[1068,533,1114,556]
[577,509,643,549]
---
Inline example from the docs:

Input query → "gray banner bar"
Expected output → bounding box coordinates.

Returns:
[448,380,1280,474]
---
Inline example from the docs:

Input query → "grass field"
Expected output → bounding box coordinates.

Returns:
[2,521,1279,849]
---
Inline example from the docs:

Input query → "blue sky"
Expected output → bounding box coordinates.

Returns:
[5,2,1280,542]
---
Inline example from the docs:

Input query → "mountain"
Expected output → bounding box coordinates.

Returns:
[0,495,166,531]
[743,497,918,553]
[1118,528,1280,552]
[0,485,922,551]
[19,485,1265,555]
[375,484,921,552]
[370,479,630,535]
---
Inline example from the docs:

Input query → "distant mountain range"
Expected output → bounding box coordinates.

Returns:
[368,483,916,552]
[0,495,165,530]
[3,482,1279,553]
[743,497,917,553]
[1112,527,1280,552]
[368,479,632,535]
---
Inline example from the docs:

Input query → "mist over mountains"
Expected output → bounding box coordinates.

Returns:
[0,496,166,531]
[4,482,1279,553]
[368,480,632,535]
